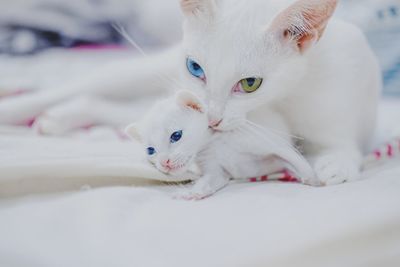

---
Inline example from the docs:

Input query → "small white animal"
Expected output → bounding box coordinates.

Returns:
[126,91,317,199]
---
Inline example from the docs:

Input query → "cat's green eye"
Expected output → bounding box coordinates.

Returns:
[239,77,263,93]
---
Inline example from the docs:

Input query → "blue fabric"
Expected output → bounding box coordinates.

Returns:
[339,0,400,96]
[368,4,400,96]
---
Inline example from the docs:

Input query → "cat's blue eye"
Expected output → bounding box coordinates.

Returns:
[147,147,156,156]
[186,58,205,81]
[170,130,183,143]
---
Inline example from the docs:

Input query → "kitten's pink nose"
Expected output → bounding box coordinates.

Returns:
[162,159,172,169]
[208,119,223,129]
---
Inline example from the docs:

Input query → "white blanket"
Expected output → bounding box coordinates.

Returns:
[0,131,181,198]
[0,164,399,267]
[0,100,398,267]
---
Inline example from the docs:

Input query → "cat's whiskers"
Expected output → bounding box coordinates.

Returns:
[111,22,187,91]
[246,120,304,142]
[172,153,185,164]
[238,122,298,152]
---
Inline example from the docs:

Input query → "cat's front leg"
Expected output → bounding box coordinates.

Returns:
[0,92,52,125]
[310,147,363,186]
[175,171,230,201]
[33,95,154,135]
[0,47,179,126]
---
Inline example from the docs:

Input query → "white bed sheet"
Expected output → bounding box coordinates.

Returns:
[0,100,398,267]
[0,165,399,267]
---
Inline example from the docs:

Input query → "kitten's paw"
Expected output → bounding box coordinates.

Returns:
[174,181,224,201]
[174,190,214,201]
[313,154,360,186]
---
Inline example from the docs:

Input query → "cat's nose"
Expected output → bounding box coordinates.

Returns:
[208,119,223,129]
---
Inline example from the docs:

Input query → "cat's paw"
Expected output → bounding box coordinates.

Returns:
[313,154,361,186]
[33,113,69,135]
[301,175,323,187]
[0,95,42,125]
[33,98,95,135]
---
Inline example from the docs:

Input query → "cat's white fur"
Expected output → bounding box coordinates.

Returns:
[127,91,317,199]
[0,0,381,185]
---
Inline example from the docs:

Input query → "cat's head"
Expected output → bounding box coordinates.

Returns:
[126,91,210,176]
[179,0,337,130]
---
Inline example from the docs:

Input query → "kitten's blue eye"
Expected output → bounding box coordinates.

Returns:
[147,147,156,156]
[170,130,183,143]
[186,58,205,80]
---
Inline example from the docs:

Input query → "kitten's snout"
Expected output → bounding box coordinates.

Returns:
[159,158,186,175]
[161,159,172,170]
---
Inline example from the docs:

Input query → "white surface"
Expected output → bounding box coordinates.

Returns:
[0,126,199,197]
[0,100,398,266]
[0,166,399,267]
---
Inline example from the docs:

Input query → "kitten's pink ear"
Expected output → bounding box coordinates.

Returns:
[176,91,204,113]
[180,0,216,17]
[125,123,142,142]
[270,0,337,53]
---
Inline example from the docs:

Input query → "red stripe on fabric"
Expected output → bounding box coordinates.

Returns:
[279,170,299,183]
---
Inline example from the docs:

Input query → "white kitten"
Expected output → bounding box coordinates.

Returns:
[0,0,382,186]
[127,91,317,199]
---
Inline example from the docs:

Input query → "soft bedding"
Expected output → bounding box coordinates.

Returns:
[0,161,399,267]
[0,100,399,267]
[0,49,399,266]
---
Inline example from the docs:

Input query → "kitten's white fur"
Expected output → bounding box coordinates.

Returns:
[128,91,317,199]
[0,0,381,185]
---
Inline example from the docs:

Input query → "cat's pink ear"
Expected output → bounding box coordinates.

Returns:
[125,123,142,142]
[176,91,204,113]
[180,0,216,17]
[270,0,337,53]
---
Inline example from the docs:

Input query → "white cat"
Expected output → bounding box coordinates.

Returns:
[127,91,318,199]
[0,0,382,186]
[178,0,381,186]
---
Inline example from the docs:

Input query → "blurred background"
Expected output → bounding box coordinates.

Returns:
[0,0,399,95]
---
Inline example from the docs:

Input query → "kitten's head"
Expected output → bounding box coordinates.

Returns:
[126,91,209,176]
[179,0,337,130]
